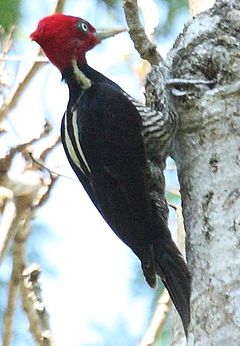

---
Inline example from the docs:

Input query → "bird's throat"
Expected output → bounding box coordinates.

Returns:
[72,59,92,90]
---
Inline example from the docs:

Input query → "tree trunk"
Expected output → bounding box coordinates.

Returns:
[161,0,240,344]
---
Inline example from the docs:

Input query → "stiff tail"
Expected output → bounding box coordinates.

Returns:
[150,208,191,336]
[154,235,191,336]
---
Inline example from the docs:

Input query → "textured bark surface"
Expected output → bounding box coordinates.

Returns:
[142,0,240,343]
[160,0,240,344]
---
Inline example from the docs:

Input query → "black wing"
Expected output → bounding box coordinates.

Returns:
[77,82,154,257]
[61,111,97,207]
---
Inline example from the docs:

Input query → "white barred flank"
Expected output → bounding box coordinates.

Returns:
[124,92,171,143]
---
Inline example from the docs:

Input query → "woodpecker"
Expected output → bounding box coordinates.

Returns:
[31,14,191,335]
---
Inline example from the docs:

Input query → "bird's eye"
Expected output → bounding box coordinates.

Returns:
[80,21,89,33]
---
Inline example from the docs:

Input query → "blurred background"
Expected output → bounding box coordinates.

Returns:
[0,1,188,345]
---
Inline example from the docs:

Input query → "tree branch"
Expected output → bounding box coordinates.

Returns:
[0,0,66,123]
[123,0,162,65]
[0,55,43,122]
[140,290,172,346]
[15,208,43,345]
[54,0,66,13]
[0,191,16,262]
[0,1,65,343]
[2,249,21,346]
[22,264,55,346]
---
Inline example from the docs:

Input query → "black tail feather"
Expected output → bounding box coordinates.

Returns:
[149,205,191,336]
[154,237,191,336]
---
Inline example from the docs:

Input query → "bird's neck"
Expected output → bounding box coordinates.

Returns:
[62,62,122,107]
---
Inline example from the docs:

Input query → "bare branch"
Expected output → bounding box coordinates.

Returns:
[176,207,187,255]
[39,135,61,161]
[1,56,48,63]
[0,135,47,175]
[2,251,20,346]
[139,290,172,346]
[29,153,76,182]
[1,27,15,55]
[123,0,162,65]
[0,0,66,123]
[22,264,56,346]
[0,186,39,265]
[0,128,60,263]
[0,2,65,343]
[0,59,43,122]
[2,204,32,344]
[0,194,16,263]
[11,203,43,345]
[20,277,43,346]
[54,0,66,13]
[0,27,15,90]
[11,194,55,345]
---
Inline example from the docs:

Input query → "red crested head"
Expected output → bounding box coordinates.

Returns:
[30,14,99,71]
[31,14,126,72]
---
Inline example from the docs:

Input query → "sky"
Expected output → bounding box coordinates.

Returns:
[0,1,189,345]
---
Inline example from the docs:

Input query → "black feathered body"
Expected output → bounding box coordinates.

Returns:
[61,64,191,335]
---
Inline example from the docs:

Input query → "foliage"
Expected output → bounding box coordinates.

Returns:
[100,0,119,6]
[158,0,188,34]
[0,0,21,31]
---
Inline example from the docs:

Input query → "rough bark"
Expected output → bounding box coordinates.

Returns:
[159,0,240,344]
[137,0,240,343]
